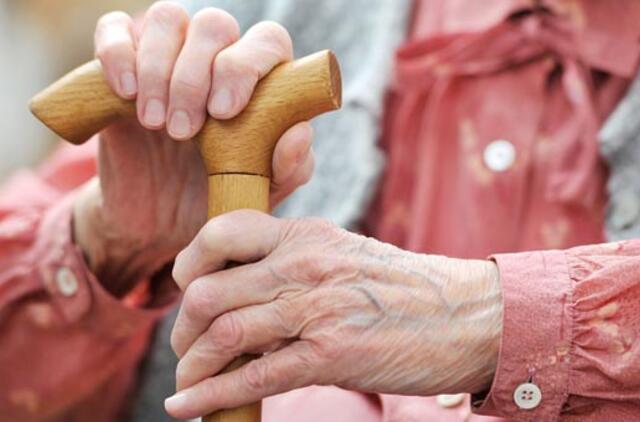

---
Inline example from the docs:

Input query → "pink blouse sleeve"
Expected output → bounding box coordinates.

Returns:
[475,240,640,421]
[0,141,179,420]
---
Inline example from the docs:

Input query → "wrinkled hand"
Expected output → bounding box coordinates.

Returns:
[73,3,314,295]
[165,210,503,419]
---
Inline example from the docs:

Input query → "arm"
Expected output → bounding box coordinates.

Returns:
[1,2,315,418]
[0,142,176,420]
[75,2,315,296]
[166,211,640,421]
[164,210,502,419]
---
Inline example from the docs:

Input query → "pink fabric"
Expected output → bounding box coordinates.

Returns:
[479,242,640,421]
[264,387,380,422]
[369,0,640,257]
[0,141,178,421]
[359,0,640,421]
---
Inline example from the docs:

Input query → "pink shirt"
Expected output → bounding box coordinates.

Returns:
[1,1,640,421]
[0,142,178,421]
[363,0,640,421]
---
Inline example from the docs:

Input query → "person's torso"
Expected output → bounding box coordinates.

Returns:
[367,0,640,260]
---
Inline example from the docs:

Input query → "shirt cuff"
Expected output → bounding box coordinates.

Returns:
[34,191,180,337]
[473,250,572,421]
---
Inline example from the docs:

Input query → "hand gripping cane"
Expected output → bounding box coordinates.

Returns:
[29,50,342,422]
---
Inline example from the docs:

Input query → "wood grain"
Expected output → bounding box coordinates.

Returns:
[30,60,135,145]
[207,174,270,218]
[206,174,270,422]
[196,50,342,176]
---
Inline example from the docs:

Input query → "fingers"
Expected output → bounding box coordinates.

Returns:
[166,341,317,419]
[172,210,285,289]
[209,21,293,119]
[95,7,294,139]
[271,123,313,183]
[175,300,300,390]
[171,263,284,358]
[270,122,314,206]
[95,11,137,99]
[270,151,315,207]
[136,1,189,129]
[167,9,239,140]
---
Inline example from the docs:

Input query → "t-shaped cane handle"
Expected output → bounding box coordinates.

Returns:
[29,50,342,422]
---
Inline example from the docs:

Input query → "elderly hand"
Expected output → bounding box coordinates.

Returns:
[164,210,503,419]
[73,3,313,295]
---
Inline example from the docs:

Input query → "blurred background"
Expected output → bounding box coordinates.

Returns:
[0,0,153,180]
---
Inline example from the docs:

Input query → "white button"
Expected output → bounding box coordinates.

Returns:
[483,139,516,172]
[513,382,542,410]
[55,267,78,297]
[436,393,466,408]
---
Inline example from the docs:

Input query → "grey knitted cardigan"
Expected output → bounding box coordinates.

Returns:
[131,1,640,421]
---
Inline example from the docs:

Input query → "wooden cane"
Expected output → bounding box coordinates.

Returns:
[29,50,342,422]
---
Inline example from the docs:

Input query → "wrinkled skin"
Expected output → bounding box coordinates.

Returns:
[75,4,504,419]
[166,210,503,420]
[74,2,315,295]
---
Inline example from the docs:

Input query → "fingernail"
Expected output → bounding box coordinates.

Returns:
[120,71,137,97]
[144,99,166,127]
[211,88,234,116]
[165,391,188,412]
[169,110,192,139]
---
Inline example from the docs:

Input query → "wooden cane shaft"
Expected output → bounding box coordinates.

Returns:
[29,47,342,422]
[203,354,261,422]
[205,174,269,422]
[207,174,270,218]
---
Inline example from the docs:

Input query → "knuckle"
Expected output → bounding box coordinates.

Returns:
[289,349,316,380]
[243,358,270,392]
[271,301,296,335]
[290,251,319,271]
[191,8,240,43]
[281,218,346,281]
[169,328,181,356]
[208,313,244,350]
[198,216,233,253]
[172,74,207,98]
[252,21,293,57]
[298,217,341,239]
[182,281,212,322]
[281,250,331,284]
[137,60,170,84]
[147,1,189,28]
[95,39,133,62]
[205,210,258,243]
[295,252,333,286]
[312,336,341,361]
[96,11,131,30]
[197,210,268,258]
[215,49,260,81]
[175,358,187,385]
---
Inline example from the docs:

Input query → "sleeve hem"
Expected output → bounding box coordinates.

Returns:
[473,250,572,421]
[34,190,178,336]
